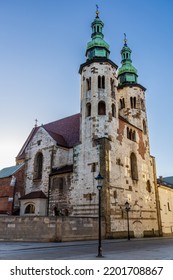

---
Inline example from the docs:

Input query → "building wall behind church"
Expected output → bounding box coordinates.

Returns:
[158,185,173,235]
[0,166,25,214]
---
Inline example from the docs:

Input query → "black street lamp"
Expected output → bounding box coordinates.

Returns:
[125,201,131,240]
[95,172,104,257]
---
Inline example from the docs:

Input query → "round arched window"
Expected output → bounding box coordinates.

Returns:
[25,204,35,214]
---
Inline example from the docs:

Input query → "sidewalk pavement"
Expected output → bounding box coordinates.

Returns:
[0,236,173,259]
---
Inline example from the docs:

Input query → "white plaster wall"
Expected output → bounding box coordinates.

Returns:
[158,186,173,235]
[20,199,47,216]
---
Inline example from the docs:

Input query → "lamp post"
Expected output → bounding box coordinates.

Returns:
[95,172,104,257]
[125,201,131,240]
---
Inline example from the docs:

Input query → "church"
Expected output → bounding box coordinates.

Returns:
[15,9,160,238]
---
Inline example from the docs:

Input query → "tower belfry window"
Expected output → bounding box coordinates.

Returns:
[130,97,136,108]
[127,127,136,141]
[120,98,125,109]
[86,103,91,117]
[86,77,91,91]
[98,101,106,115]
[112,104,116,117]
[102,76,105,88]
[98,75,105,89]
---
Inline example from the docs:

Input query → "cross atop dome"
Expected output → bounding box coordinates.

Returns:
[96,4,100,17]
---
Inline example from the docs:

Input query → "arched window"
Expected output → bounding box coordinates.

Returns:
[98,101,106,115]
[130,97,136,108]
[98,75,105,89]
[130,153,138,180]
[34,152,43,180]
[98,75,101,88]
[86,103,91,117]
[127,128,136,141]
[120,98,125,109]
[25,204,35,214]
[129,129,132,139]
[112,104,116,117]
[86,77,91,91]
[110,78,115,98]
[127,127,130,138]
[132,131,136,141]
[102,76,105,89]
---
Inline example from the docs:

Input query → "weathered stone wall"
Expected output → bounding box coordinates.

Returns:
[49,173,72,216]
[70,60,159,239]
[0,216,105,242]
[25,127,72,196]
[107,125,159,238]
[25,127,55,195]
[70,62,118,218]
[118,86,147,130]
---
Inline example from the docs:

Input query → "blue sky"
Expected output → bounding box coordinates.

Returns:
[0,0,173,177]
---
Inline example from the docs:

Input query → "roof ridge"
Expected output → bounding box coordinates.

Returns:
[43,113,80,127]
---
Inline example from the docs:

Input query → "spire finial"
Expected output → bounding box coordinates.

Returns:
[124,33,127,46]
[96,4,99,17]
[35,118,38,127]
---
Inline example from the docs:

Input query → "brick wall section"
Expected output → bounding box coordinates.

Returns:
[0,166,25,214]
[0,216,105,242]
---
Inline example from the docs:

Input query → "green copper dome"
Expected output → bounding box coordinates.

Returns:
[118,35,138,85]
[86,10,110,60]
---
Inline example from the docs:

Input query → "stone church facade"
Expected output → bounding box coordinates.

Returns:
[16,10,159,238]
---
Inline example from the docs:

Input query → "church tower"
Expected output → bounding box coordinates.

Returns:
[117,34,148,138]
[73,9,159,238]
[72,8,119,218]
[79,8,118,143]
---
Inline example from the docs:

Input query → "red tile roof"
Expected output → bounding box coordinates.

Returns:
[16,113,80,160]
[44,129,68,147]
[20,190,47,200]
[43,113,80,148]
